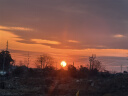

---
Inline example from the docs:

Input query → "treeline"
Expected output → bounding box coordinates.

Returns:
[0,50,110,78]
[11,65,110,79]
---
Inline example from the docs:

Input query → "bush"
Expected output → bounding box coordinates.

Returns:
[68,65,77,78]
[43,66,56,77]
[90,68,98,76]
[12,66,27,77]
[78,65,89,78]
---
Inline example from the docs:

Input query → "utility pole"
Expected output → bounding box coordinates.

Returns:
[89,56,92,70]
[6,41,8,51]
[121,64,122,73]
[3,41,8,74]
[2,53,5,74]
[27,52,29,68]
[89,54,96,70]
[127,53,128,72]
[56,62,57,70]
[40,56,43,69]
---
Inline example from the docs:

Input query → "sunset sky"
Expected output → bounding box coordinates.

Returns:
[0,0,128,72]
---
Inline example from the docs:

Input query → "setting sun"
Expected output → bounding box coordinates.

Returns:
[61,61,67,67]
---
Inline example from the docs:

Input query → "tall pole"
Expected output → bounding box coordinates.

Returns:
[27,52,29,68]
[127,53,128,72]
[6,40,8,51]
[3,53,5,74]
[56,62,57,70]
[121,64,122,73]
[89,57,92,70]
[41,56,43,69]
[2,41,8,76]
[89,54,96,70]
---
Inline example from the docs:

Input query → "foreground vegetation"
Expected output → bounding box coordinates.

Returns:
[0,65,128,96]
[0,50,128,96]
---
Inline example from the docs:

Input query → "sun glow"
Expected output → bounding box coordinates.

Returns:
[61,61,67,67]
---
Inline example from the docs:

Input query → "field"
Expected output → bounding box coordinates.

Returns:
[0,73,128,96]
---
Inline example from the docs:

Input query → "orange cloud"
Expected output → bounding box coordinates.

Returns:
[1,30,128,58]
[113,34,125,38]
[31,39,61,45]
[68,40,79,43]
[0,25,33,31]
[1,29,128,69]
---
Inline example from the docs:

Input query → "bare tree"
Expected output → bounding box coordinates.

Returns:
[35,54,55,69]
[93,60,105,71]
[89,54,105,71]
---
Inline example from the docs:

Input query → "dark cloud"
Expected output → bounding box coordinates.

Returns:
[0,0,128,49]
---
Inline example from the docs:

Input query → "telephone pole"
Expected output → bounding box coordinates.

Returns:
[6,41,8,51]
[73,62,74,66]
[27,52,29,68]
[3,41,8,76]
[56,62,57,70]
[89,54,96,70]
[121,64,122,73]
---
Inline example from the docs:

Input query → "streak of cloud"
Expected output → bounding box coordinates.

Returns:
[0,25,33,31]
[113,34,125,38]
[68,40,79,43]
[31,39,61,45]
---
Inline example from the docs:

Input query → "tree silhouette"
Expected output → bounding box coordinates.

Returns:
[93,60,105,71]
[0,50,14,71]
[36,54,55,69]
[68,65,77,78]
[89,54,105,71]
[78,65,89,78]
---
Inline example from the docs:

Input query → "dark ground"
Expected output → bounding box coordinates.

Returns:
[0,73,128,96]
